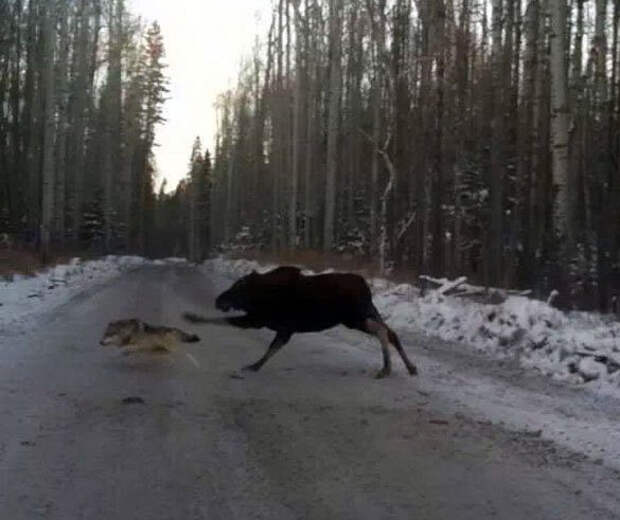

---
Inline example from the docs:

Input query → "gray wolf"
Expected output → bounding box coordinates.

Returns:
[100,318,200,355]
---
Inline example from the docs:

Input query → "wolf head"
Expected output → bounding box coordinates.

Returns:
[99,319,143,347]
[215,270,259,312]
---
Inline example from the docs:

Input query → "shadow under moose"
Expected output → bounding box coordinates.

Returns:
[183,266,417,379]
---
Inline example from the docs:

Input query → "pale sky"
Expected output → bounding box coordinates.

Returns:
[130,0,271,192]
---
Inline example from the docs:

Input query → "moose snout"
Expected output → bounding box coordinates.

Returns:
[215,298,232,312]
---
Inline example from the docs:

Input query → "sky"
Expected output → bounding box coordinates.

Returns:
[130,0,271,192]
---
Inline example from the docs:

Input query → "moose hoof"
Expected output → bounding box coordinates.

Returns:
[374,369,390,379]
[408,365,419,376]
[242,363,261,372]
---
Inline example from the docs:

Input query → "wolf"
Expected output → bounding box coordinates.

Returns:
[100,318,200,355]
[184,266,417,378]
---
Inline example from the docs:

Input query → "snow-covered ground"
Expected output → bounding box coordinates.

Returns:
[0,256,149,332]
[2,254,619,473]
[202,256,620,399]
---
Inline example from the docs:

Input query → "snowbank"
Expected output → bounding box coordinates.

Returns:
[0,256,148,331]
[201,256,279,278]
[203,256,620,396]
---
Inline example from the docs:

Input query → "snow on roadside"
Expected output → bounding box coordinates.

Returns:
[0,256,148,332]
[201,256,278,279]
[202,256,620,398]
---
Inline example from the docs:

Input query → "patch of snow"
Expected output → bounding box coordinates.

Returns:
[0,256,150,332]
[161,257,189,264]
[201,257,279,280]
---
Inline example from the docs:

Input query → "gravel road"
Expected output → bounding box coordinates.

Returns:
[1,264,619,519]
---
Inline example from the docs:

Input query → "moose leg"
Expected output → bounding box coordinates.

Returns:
[243,331,293,372]
[364,319,392,378]
[386,326,418,375]
[227,314,263,329]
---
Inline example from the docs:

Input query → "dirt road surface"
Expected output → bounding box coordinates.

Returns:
[1,264,619,519]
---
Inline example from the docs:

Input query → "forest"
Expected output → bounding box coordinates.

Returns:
[1,0,620,311]
[0,0,173,258]
[210,0,620,310]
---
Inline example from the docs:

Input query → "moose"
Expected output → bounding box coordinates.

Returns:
[184,266,417,378]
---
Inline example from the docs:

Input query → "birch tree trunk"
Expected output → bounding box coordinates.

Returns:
[594,0,608,108]
[189,166,199,263]
[69,0,94,243]
[323,0,342,251]
[431,0,447,277]
[487,0,504,286]
[40,0,56,261]
[9,0,23,233]
[549,0,571,248]
[289,0,303,250]
[569,0,584,251]
[271,0,285,252]
[25,1,41,238]
[520,0,539,282]
[367,0,386,258]
[530,0,547,274]
[54,0,70,244]
[303,0,317,248]
[102,0,123,252]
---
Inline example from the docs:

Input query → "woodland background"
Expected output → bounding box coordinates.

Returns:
[1,0,620,310]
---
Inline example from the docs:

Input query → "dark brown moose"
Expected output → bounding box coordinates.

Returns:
[184,266,417,378]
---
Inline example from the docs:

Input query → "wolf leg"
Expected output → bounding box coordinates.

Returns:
[243,331,292,372]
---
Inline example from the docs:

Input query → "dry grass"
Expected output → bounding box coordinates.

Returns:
[0,248,44,277]
[0,245,81,278]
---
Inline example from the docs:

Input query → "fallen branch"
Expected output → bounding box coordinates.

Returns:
[419,275,468,296]
[510,289,532,297]
[437,276,468,295]
[359,128,395,275]
[418,275,446,288]
[396,212,416,243]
